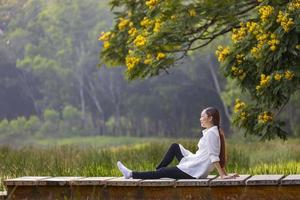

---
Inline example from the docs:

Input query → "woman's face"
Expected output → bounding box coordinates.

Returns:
[200,110,213,128]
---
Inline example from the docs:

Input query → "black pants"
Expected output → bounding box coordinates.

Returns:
[132,143,195,179]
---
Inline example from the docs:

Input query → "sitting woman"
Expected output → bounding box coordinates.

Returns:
[117,107,239,179]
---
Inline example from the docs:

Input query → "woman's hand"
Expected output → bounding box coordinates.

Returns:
[220,173,239,179]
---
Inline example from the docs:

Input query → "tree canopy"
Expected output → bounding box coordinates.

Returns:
[100,0,300,140]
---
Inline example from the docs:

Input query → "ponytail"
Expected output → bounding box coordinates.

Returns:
[218,126,226,168]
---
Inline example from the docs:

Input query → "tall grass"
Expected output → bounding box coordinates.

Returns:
[0,137,300,190]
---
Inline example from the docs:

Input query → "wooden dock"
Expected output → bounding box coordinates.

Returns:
[2,174,300,199]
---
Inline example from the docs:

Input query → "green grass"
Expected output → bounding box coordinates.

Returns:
[0,136,300,190]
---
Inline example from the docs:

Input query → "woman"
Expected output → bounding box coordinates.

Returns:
[117,107,239,179]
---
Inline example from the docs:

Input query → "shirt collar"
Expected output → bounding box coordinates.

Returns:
[202,125,218,135]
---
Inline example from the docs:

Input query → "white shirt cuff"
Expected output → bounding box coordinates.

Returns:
[210,155,220,163]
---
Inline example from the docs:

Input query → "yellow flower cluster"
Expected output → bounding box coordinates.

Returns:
[256,74,271,91]
[276,11,294,32]
[153,19,161,33]
[134,35,147,47]
[236,54,245,64]
[274,73,283,81]
[285,70,295,80]
[103,42,110,49]
[189,9,196,17]
[267,33,280,51]
[144,54,153,64]
[288,0,300,11]
[246,21,260,34]
[156,52,166,60]
[271,71,295,82]
[99,32,113,49]
[146,0,158,9]
[170,15,176,20]
[234,98,246,113]
[231,66,246,80]
[258,111,273,123]
[231,26,247,43]
[126,55,140,70]
[118,18,130,31]
[251,32,279,57]
[128,27,137,37]
[215,46,230,62]
[99,31,112,41]
[140,17,153,27]
[258,5,274,22]
[240,111,248,120]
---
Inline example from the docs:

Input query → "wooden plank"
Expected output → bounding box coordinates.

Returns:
[139,178,176,187]
[281,175,300,185]
[0,191,7,198]
[71,177,115,186]
[39,176,83,186]
[106,177,142,186]
[210,174,251,186]
[4,176,51,186]
[246,175,284,186]
[176,175,217,187]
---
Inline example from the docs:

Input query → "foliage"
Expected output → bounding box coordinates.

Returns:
[218,0,300,140]
[100,0,300,139]
[100,0,258,79]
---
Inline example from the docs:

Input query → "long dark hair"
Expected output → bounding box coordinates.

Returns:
[204,107,226,168]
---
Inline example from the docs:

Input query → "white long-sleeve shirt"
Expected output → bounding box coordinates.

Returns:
[176,125,220,178]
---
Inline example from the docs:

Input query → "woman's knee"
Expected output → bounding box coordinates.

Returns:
[171,143,178,148]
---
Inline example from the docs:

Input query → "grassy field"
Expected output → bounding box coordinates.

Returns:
[0,135,300,190]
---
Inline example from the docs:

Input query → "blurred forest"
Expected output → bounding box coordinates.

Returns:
[0,0,299,141]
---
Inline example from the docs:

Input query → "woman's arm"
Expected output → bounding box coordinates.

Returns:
[213,161,239,179]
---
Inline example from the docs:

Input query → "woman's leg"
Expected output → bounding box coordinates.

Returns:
[132,166,195,179]
[156,143,184,170]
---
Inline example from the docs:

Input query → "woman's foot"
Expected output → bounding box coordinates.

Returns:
[117,161,132,179]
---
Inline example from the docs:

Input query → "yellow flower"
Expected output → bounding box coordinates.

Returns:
[98,32,112,41]
[274,73,283,81]
[153,19,161,33]
[251,47,260,58]
[215,46,230,62]
[236,54,245,64]
[156,52,166,60]
[284,70,295,80]
[231,26,247,43]
[146,0,158,9]
[140,17,153,27]
[118,18,130,31]
[270,45,276,51]
[103,41,110,49]
[128,27,137,37]
[189,9,196,17]
[240,111,248,120]
[259,74,271,87]
[234,98,246,113]
[258,112,273,123]
[277,11,294,32]
[288,0,300,11]
[144,54,153,65]
[134,35,147,47]
[258,5,274,22]
[126,56,140,70]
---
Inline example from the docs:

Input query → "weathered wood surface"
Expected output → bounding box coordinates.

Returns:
[3,174,300,200]
[246,174,284,185]
[0,191,6,200]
